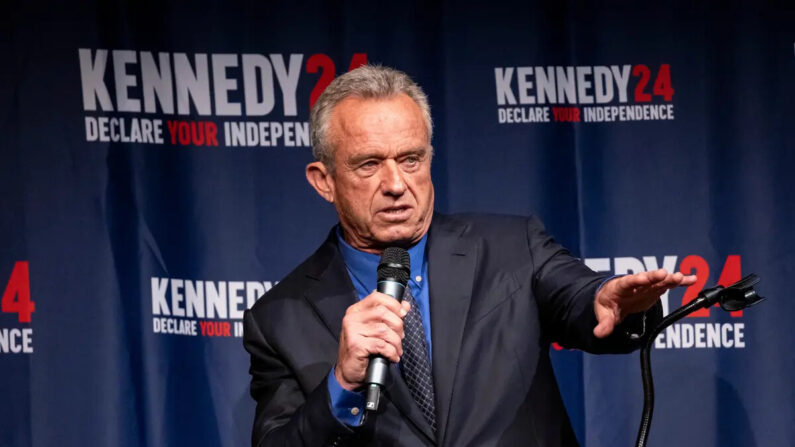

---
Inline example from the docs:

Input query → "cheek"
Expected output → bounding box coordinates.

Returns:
[340,181,378,218]
[411,174,433,204]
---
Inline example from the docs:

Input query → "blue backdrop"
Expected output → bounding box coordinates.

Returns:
[1,1,793,446]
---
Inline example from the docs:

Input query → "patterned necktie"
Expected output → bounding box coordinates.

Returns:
[400,286,437,432]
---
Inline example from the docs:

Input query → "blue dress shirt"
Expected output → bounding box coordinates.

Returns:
[327,227,431,426]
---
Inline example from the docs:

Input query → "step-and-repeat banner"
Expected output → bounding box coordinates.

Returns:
[1,2,793,446]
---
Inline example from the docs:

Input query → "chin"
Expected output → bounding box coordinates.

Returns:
[374,227,420,246]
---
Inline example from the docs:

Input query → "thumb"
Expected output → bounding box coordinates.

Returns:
[593,316,616,339]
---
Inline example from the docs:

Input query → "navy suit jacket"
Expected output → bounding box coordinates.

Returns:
[243,214,659,446]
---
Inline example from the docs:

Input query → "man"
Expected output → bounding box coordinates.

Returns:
[243,65,695,446]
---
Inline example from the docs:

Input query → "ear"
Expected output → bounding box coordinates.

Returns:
[306,161,335,203]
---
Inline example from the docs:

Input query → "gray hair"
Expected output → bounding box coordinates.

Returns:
[309,64,433,167]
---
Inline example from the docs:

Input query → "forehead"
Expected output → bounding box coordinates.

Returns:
[328,94,429,158]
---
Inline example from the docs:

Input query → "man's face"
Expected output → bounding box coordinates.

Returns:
[309,94,434,253]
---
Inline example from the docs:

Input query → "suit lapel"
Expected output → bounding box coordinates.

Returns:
[383,363,437,442]
[303,232,357,341]
[427,215,478,445]
[302,229,438,443]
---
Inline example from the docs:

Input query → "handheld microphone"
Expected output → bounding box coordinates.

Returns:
[364,247,410,412]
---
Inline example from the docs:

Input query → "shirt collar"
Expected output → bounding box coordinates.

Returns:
[336,226,427,292]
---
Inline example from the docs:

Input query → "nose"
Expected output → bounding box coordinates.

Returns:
[380,160,407,197]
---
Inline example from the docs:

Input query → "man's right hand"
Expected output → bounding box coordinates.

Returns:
[334,291,410,391]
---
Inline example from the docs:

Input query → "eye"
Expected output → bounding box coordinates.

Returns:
[356,159,379,172]
[402,155,420,166]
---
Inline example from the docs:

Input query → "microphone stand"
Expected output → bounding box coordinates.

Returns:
[634,274,765,447]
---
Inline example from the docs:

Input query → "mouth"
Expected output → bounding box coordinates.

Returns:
[377,205,413,221]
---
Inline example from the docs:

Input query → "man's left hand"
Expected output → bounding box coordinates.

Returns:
[593,269,697,338]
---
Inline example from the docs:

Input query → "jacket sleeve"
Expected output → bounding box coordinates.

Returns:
[525,215,662,353]
[243,309,355,447]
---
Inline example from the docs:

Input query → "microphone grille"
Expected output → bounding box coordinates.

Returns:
[378,247,410,284]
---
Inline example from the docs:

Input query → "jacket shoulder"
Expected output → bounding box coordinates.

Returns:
[438,212,546,245]
[247,235,335,320]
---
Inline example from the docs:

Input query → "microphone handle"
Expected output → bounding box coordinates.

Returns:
[364,280,406,411]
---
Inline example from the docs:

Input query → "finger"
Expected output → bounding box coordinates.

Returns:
[362,336,401,363]
[347,292,403,319]
[616,269,660,290]
[400,300,410,317]
[657,272,697,287]
[358,305,405,337]
[361,291,404,314]
[679,274,698,285]
[609,291,659,308]
[593,316,616,339]
[645,269,670,286]
[359,323,404,356]
[620,269,678,296]
[666,272,689,288]
[650,272,696,291]
[645,272,680,291]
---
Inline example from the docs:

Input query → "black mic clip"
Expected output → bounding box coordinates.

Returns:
[694,273,765,312]
[634,274,765,447]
